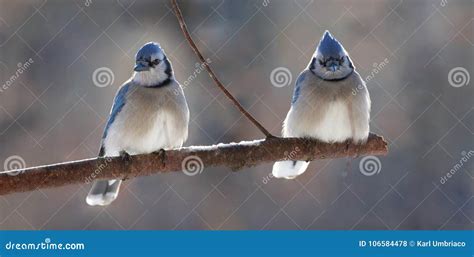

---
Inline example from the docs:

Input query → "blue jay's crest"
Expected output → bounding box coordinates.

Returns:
[309,30,353,81]
[316,30,346,58]
[135,42,164,62]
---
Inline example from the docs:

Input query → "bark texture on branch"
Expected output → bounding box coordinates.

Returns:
[0,133,387,196]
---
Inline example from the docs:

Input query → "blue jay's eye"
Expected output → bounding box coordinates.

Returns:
[339,57,344,65]
[318,59,324,66]
[150,59,160,66]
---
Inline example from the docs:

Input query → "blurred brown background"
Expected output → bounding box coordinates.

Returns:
[0,0,472,230]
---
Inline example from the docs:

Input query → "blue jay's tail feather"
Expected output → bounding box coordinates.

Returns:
[86,180,121,206]
[272,161,309,179]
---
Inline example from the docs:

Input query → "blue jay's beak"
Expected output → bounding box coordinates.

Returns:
[329,63,338,72]
[134,62,150,72]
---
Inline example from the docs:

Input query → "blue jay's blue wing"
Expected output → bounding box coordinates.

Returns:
[101,83,131,140]
[98,83,131,156]
[291,72,306,104]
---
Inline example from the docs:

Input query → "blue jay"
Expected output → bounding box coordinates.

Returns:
[272,31,371,179]
[86,42,190,206]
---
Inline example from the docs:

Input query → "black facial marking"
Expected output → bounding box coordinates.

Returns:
[150,59,160,67]
[145,56,173,88]
[163,57,172,78]
[309,55,354,81]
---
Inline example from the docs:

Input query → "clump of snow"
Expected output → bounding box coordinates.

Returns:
[185,139,265,151]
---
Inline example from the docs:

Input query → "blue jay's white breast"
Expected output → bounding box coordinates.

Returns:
[284,100,352,142]
[309,101,350,141]
[283,70,370,143]
[103,82,189,156]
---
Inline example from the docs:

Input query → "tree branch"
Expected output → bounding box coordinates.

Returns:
[170,0,274,138]
[0,134,387,196]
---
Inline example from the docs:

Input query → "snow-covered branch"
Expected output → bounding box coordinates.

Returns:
[0,133,387,196]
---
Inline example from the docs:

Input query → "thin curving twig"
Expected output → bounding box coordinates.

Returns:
[170,0,274,138]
